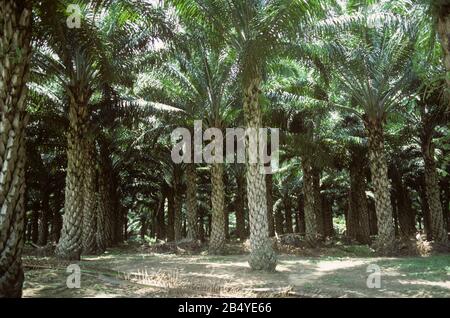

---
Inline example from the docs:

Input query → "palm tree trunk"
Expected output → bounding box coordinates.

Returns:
[55,100,89,260]
[421,135,448,244]
[283,196,293,233]
[349,151,371,244]
[209,163,226,254]
[347,190,358,240]
[96,191,107,254]
[37,190,50,246]
[50,194,63,243]
[302,159,318,247]
[443,178,450,233]
[313,169,324,240]
[155,196,166,240]
[95,162,109,254]
[0,0,32,297]
[390,165,416,239]
[81,141,97,255]
[417,180,432,240]
[266,174,275,237]
[367,199,378,236]
[98,142,115,247]
[198,206,205,242]
[243,76,276,271]
[273,198,284,235]
[365,119,395,252]
[322,195,334,238]
[235,168,246,241]
[297,195,306,235]
[185,163,198,240]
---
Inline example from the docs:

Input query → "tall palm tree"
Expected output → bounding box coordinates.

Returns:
[137,36,238,251]
[331,19,417,252]
[265,56,333,246]
[81,140,98,254]
[0,0,32,298]
[35,0,171,259]
[403,54,449,244]
[171,0,328,271]
[333,114,371,244]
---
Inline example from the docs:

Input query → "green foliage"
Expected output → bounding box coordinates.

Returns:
[24,0,450,247]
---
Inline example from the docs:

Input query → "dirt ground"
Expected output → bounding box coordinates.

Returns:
[22,244,450,298]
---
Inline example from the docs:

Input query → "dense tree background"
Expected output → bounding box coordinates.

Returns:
[0,0,449,297]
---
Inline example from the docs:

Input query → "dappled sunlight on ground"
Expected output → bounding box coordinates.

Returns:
[398,280,450,289]
[22,246,450,298]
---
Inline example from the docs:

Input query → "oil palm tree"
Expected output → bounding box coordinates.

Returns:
[170,0,329,271]
[265,56,333,246]
[403,59,449,244]
[137,35,238,251]
[0,0,32,298]
[35,0,172,259]
[335,115,371,244]
[331,19,417,252]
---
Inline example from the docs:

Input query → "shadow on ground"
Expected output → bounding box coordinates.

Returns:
[22,245,450,298]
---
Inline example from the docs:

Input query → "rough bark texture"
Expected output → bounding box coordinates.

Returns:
[98,143,115,247]
[348,151,371,244]
[81,141,97,255]
[198,206,205,242]
[55,97,90,260]
[346,192,357,240]
[243,76,276,271]
[185,163,198,240]
[283,195,293,234]
[273,198,284,235]
[312,169,324,240]
[235,167,246,241]
[322,195,334,238]
[95,162,109,254]
[302,158,318,247]
[0,0,32,298]
[365,119,395,252]
[368,199,378,236]
[390,165,416,239]
[421,134,448,244]
[209,163,226,254]
[266,174,275,237]
[418,182,432,240]
[297,196,306,235]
